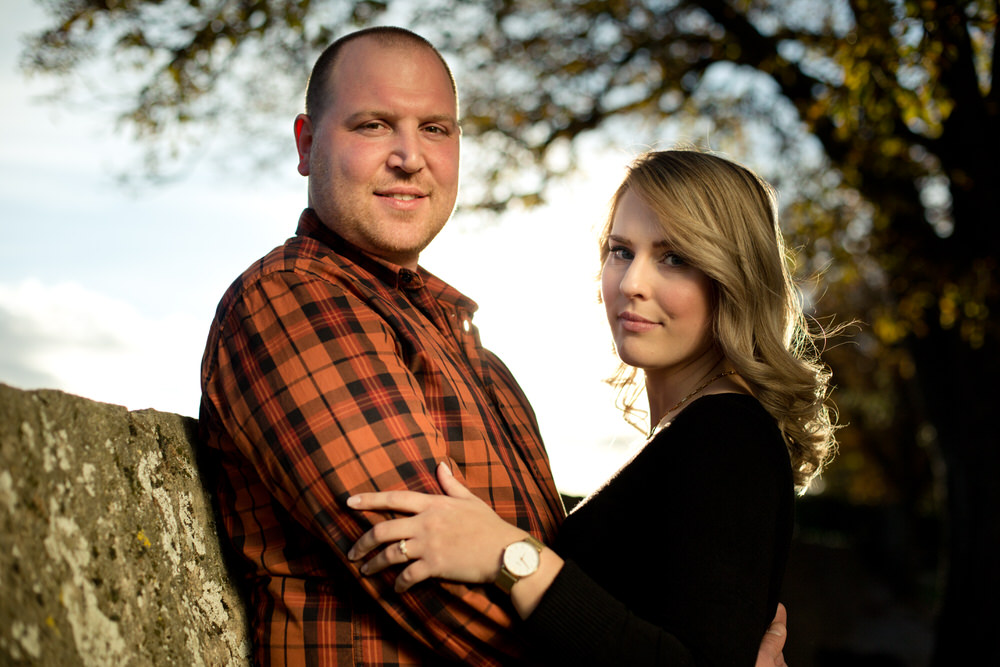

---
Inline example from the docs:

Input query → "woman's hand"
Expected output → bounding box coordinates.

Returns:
[347,461,528,592]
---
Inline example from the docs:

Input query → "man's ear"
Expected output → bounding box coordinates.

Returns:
[294,114,313,176]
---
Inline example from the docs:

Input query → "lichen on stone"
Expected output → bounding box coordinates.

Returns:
[1,384,249,665]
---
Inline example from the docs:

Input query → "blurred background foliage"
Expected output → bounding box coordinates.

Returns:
[20,0,998,664]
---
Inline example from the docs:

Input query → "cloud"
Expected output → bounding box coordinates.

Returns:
[0,279,203,416]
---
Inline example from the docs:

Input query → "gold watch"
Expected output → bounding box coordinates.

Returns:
[495,535,544,594]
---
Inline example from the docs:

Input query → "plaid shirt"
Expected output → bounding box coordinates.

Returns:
[200,209,565,666]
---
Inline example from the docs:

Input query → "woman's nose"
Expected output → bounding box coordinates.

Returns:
[620,259,651,299]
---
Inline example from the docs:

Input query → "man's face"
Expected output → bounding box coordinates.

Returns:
[294,38,460,269]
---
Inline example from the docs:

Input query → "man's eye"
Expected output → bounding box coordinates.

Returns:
[423,124,453,137]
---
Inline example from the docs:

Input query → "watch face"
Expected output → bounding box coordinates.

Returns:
[503,540,541,577]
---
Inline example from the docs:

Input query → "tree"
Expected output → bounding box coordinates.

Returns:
[22,0,998,663]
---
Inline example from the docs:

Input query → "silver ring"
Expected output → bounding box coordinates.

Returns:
[398,539,408,560]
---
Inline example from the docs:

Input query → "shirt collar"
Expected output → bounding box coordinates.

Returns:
[295,209,479,314]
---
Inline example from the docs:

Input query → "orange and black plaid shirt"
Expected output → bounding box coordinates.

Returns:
[200,209,565,666]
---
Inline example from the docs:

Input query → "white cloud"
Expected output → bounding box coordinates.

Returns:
[0,275,641,496]
[0,279,203,416]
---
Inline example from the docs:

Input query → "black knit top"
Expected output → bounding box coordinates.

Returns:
[525,394,794,666]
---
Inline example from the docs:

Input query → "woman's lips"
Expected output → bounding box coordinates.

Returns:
[618,311,660,333]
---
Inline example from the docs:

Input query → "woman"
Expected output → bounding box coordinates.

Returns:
[347,149,837,665]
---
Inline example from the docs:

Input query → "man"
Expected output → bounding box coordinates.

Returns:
[200,26,787,665]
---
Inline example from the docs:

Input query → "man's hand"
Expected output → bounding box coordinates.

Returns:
[755,603,787,666]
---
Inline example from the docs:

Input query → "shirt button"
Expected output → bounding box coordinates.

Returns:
[399,271,414,284]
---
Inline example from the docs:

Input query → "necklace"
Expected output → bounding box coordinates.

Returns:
[648,370,737,437]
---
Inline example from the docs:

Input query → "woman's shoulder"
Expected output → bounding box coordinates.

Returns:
[657,393,789,463]
[675,392,776,430]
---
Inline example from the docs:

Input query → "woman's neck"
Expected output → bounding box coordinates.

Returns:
[645,352,729,429]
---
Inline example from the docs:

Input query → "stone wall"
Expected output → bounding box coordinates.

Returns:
[0,384,249,666]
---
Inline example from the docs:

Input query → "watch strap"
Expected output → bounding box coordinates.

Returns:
[495,535,545,594]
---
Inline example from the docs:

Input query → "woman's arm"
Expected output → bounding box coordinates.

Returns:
[347,461,563,618]
[348,461,789,667]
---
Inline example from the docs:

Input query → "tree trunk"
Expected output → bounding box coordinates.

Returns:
[913,328,1000,665]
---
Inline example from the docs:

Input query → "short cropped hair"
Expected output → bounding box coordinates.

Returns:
[304,26,458,120]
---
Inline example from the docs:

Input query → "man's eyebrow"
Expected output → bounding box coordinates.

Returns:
[344,110,386,124]
[345,110,459,126]
[422,113,460,126]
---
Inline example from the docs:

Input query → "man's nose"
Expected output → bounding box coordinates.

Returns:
[386,130,426,173]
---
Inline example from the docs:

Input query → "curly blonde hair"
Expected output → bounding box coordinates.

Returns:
[601,149,837,492]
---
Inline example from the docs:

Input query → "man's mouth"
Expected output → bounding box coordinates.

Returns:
[377,189,426,202]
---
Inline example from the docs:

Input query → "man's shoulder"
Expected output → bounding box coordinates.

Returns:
[229,235,361,292]
[245,233,338,283]
[210,233,360,321]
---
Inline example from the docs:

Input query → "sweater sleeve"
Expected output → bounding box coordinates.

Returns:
[527,560,697,666]
[522,395,793,666]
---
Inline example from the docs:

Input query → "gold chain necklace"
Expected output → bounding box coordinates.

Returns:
[648,370,737,437]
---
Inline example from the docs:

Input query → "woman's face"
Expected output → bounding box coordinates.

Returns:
[601,190,716,378]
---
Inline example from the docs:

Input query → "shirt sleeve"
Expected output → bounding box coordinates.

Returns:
[203,270,522,663]
[523,397,792,666]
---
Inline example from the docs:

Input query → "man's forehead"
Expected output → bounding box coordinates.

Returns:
[328,40,458,115]
[336,37,450,85]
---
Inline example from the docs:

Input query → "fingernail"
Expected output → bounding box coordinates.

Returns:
[439,461,452,475]
[360,563,369,575]
[346,496,359,507]
[347,548,356,560]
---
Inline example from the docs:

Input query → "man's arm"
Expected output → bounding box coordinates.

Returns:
[203,270,530,663]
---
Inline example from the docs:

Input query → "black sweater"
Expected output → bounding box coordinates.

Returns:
[525,394,794,666]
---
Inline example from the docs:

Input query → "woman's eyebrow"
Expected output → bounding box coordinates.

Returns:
[608,234,672,250]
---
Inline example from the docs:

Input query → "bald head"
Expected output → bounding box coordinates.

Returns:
[304,27,458,122]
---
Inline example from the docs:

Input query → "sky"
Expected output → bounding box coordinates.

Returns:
[0,0,648,497]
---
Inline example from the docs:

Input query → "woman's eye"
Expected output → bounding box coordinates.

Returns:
[662,252,686,266]
[609,246,633,261]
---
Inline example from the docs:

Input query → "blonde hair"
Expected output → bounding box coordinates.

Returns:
[600,149,837,491]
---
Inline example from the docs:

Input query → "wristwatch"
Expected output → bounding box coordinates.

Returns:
[495,535,545,594]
